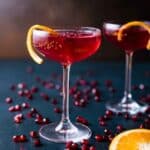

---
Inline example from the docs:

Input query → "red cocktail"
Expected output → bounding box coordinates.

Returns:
[103,23,149,53]
[27,26,101,143]
[103,21,149,115]
[33,28,101,65]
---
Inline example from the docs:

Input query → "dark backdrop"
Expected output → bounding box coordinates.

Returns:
[0,0,150,61]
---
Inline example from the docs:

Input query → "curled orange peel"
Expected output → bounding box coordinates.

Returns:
[117,21,150,50]
[26,24,56,64]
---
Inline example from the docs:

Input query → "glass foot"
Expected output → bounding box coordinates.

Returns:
[39,122,92,143]
[106,98,148,115]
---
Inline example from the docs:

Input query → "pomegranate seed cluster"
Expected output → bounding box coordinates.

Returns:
[4,65,150,149]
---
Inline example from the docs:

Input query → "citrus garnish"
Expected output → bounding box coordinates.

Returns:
[109,129,150,150]
[117,21,150,50]
[26,24,56,64]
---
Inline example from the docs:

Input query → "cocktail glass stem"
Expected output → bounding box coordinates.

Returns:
[55,64,77,133]
[106,51,148,115]
[121,52,133,104]
[39,64,92,143]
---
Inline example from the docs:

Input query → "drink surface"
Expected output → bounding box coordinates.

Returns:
[33,28,101,65]
[103,23,149,53]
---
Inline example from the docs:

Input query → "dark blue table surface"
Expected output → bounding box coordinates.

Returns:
[0,60,149,150]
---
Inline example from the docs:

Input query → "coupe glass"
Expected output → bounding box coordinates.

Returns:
[103,22,149,115]
[28,26,101,143]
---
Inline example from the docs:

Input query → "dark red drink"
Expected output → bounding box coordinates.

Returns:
[33,28,101,65]
[103,23,149,53]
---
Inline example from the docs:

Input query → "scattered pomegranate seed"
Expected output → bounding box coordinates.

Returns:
[54,107,62,114]
[14,113,23,123]
[8,106,15,112]
[81,144,89,150]
[95,134,103,142]
[31,86,39,93]
[81,139,89,145]
[40,93,49,101]
[131,115,138,122]
[104,128,111,135]
[76,116,89,126]
[22,102,30,109]
[105,110,113,116]
[15,105,22,111]
[42,118,50,124]
[65,141,73,148]
[51,98,58,105]
[18,90,24,97]
[89,146,96,150]
[10,84,16,91]
[33,139,41,147]
[12,135,20,142]
[17,83,27,89]
[19,135,27,142]
[99,120,106,126]
[116,125,124,132]
[30,131,38,138]
[71,143,78,149]
[5,97,13,104]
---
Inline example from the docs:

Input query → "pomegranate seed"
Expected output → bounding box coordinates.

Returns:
[66,141,73,148]
[104,128,111,135]
[17,82,27,89]
[124,113,129,119]
[10,84,16,91]
[105,110,113,116]
[12,135,20,142]
[105,80,112,87]
[99,120,106,126]
[116,125,123,132]
[139,123,145,128]
[91,88,101,96]
[108,134,114,142]
[5,97,13,104]
[33,139,41,147]
[51,98,58,105]
[30,108,37,114]
[35,118,43,124]
[89,146,96,150]
[139,84,145,90]
[40,93,49,101]
[81,144,89,150]
[95,134,103,142]
[9,106,15,112]
[42,118,50,124]
[15,105,22,111]
[22,102,30,109]
[26,93,33,100]
[71,143,78,149]
[14,113,23,123]
[94,96,101,102]
[131,115,138,122]
[76,116,89,126]
[54,107,62,114]
[74,100,80,107]
[81,139,89,145]
[19,135,27,142]
[90,80,98,87]
[18,90,24,96]
[30,131,38,138]
[31,86,39,93]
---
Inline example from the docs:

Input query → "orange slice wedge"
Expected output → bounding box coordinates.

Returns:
[109,129,150,150]
[117,21,150,50]
[26,24,56,64]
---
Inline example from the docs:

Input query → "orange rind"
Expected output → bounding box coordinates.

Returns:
[109,129,150,150]
[117,21,150,50]
[26,24,56,64]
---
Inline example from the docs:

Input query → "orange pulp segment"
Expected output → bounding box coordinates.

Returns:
[109,129,150,150]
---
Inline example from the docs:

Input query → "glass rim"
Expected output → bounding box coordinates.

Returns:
[33,26,101,36]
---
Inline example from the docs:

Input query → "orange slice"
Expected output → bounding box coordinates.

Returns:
[109,129,150,150]
[117,21,150,50]
[26,24,56,64]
